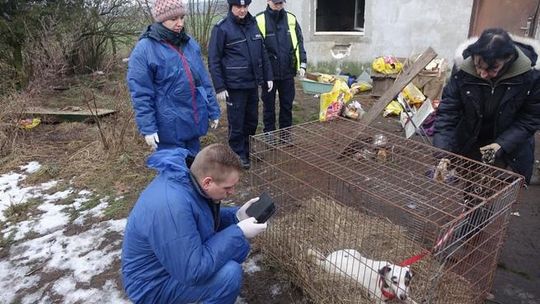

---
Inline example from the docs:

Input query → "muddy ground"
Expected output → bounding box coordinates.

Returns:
[1,75,538,304]
[236,82,540,304]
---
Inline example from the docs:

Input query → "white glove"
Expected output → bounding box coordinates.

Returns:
[210,119,219,129]
[237,217,267,239]
[480,143,501,164]
[236,197,259,221]
[267,81,273,92]
[480,143,501,154]
[216,90,229,103]
[144,133,159,150]
[298,68,306,77]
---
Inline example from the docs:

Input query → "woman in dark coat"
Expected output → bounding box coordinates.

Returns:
[433,28,540,184]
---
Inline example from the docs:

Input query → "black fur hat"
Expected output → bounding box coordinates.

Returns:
[463,28,518,68]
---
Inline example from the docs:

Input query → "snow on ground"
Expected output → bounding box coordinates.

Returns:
[0,162,129,304]
[0,162,263,304]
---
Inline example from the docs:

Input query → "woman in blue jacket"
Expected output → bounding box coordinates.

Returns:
[122,145,267,303]
[127,0,220,156]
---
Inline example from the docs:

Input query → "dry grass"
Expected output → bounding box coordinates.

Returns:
[0,66,156,220]
[0,63,232,222]
[0,91,40,160]
[261,197,475,304]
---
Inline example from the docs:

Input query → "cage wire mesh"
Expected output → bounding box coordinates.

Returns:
[249,117,523,304]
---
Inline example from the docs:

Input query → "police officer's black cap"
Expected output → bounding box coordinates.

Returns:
[227,0,252,5]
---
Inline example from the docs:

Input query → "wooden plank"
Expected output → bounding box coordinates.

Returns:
[25,106,116,116]
[21,106,116,122]
[360,47,438,126]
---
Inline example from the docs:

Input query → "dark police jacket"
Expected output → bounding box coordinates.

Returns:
[256,6,307,80]
[433,36,540,182]
[208,11,273,93]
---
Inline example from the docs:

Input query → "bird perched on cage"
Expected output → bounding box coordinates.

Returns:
[307,248,415,303]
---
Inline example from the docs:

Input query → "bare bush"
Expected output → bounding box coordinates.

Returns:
[83,82,140,154]
[186,0,225,54]
[24,16,73,89]
[1,0,143,91]
[67,0,143,73]
[0,92,35,159]
[0,61,19,94]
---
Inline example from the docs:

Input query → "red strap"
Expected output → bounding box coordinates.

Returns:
[165,42,199,124]
[399,206,469,266]
[399,250,429,267]
[381,288,396,300]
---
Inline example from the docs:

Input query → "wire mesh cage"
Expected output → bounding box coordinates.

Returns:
[249,117,523,304]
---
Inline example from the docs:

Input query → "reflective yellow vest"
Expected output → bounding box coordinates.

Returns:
[256,12,300,70]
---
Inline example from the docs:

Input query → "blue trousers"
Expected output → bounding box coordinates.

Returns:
[226,88,259,161]
[155,261,243,304]
[261,78,295,133]
[157,138,200,157]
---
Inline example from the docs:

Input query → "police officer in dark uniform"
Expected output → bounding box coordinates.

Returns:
[256,0,307,134]
[208,0,273,169]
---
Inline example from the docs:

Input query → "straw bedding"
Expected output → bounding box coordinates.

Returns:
[261,197,475,304]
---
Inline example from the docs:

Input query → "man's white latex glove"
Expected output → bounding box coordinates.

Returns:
[210,119,219,129]
[237,217,267,239]
[144,133,159,150]
[236,197,259,221]
[267,81,273,92]
[216,90,228,103]
[298,67,306,77]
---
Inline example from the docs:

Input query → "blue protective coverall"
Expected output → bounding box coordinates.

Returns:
[127,25,220,155]
[121,148,250,303]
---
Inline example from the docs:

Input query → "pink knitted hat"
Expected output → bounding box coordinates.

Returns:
[152,0,185,23]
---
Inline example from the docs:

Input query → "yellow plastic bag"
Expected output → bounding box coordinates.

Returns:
[402,83,426,106]
[319,79,352,122]
[372,56,403,75]
[350,81,372,95]
[18,118,41,129]
[383,100,403,117]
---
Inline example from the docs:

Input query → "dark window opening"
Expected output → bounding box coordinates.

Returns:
[316,0,365,32]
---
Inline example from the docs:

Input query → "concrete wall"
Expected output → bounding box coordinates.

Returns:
[249,0,474,68]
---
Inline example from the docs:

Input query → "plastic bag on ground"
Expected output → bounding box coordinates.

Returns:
[350,81,372,95]
[319,79,352,122]
[383,100,403,117]
[343,100,365,120]
[372,56,403,75]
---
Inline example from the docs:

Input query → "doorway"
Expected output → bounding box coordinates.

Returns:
[469,0,540,37]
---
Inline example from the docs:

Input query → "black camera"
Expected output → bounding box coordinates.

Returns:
[246,192,277,223]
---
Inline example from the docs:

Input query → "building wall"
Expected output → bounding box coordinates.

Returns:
[249,0,474,68]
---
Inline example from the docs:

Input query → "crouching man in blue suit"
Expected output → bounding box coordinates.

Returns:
[121,144,267,303]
